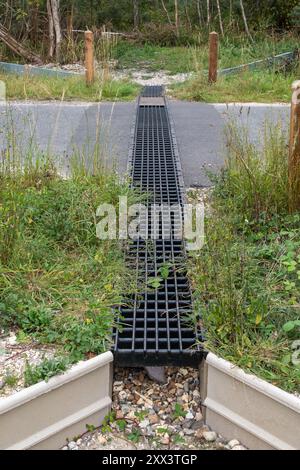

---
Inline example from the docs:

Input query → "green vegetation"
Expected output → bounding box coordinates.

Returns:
[1,33,297,103]
[172,69,294,103]
[2,372,18,388]
[0,131,137,382]
[24,357,69,387]
[0,72,140,101]
[113,34,299,74]
[190,121,300,393]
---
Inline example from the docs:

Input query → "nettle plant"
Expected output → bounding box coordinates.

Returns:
[280,244,300,292]
[280,241,300,337]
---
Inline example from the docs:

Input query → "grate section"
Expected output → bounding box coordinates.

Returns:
[114,88,204,367]
[140,85,164,97]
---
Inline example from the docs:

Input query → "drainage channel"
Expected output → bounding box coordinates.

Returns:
[114,86,204,367]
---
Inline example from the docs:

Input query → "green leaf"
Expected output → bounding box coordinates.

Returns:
[282,354,291,365]
[147,277,163,289]
[283,321,296,332]
[116,420,126,432]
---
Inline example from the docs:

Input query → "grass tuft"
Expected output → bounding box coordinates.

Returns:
[0,72,140,102]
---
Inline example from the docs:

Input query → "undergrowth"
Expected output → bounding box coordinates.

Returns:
[0,135,137,386]
[190,120,300,393]
[0,72,140,101]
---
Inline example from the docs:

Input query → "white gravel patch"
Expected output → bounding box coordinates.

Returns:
[0,330,56,397]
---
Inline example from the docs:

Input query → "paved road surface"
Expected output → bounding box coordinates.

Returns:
[0,100,289,187]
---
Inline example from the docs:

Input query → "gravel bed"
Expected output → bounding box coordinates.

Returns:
[0,331,56,397]
[63,367,246,451]
[35,62,192,87]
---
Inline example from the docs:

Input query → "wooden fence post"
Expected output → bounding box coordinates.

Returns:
[208,31,218,84]
[289,80,300,212]
[85,30,95,86]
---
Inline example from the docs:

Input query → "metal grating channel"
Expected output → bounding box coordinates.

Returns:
[114,86,204,367]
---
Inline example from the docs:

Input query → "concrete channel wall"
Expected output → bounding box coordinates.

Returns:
[0,352,113,450]
[201,353,300,450]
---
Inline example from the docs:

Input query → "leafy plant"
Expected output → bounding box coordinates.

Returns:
[116,420,127,432]
[283,320,300,334]
[127,428,141,443]
[173,403,186,419]
[147,277,163,289]
[24,356,69,387]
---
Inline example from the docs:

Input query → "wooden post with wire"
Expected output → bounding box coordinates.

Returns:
[289,80,300,212]
[208,31,218,84]
[85,30,95,85]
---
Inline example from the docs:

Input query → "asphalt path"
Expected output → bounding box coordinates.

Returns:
[0,100,290,187]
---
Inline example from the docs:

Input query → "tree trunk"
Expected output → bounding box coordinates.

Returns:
[240,0,253,42]
[184,0,192,29]
[197,0,203,26]
[161,0,172,26]
[0,23,42,64]
[216,0,224,37]
[174,0,179,37]
[206,0,211,28]
[67,3,74,41]
[229,0,233,26]
[133,0,139,30]
[47,0,62,62]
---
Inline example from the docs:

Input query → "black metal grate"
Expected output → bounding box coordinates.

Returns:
[114,88,204,367]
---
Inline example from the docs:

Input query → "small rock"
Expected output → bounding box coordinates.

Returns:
[114,381,123,387]
[62,446,68,450]
[191,420,204,430]
[185,410,194,420]
[149,414,159,425]
[68,441,77,450]
[139,419,150,429]
[98,435,107,445]
[181,393,189,403]
[228,439,240,449]
[121,406,131,416]
[145,366,166,384]
[118,391,127,401]
[183,428,195,436]
[182,419,193,429]
[161,434,170,445]
[76,438,82,445]
[194,428,204,439]
[7,333,17,345]
[232,445,246,450]
[180,368,188,376]
[203,431,217,442]
[195,411,203,421]
[116,410,124,420]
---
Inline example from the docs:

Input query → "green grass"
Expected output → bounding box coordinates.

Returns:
[189,121,300,394]
[113,43,197,74]
[172,69,295,103]
[113,34,299,74]
[0,72,140,101]
[0,141,138,376]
